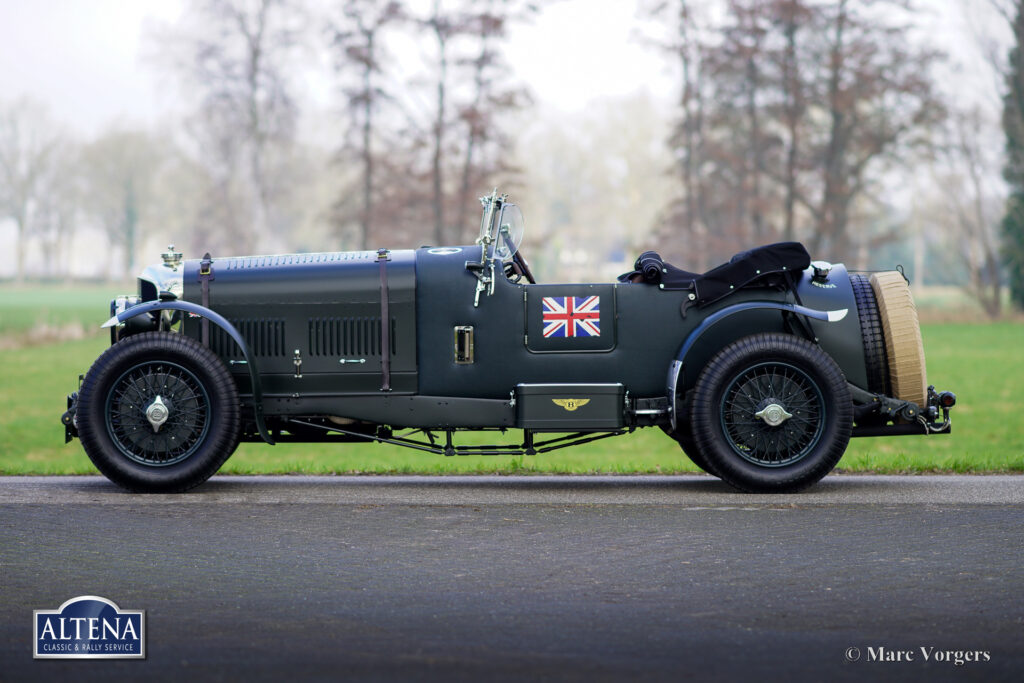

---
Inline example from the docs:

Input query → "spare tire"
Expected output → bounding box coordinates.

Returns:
[870,271,928,407]
[850,274,891,396]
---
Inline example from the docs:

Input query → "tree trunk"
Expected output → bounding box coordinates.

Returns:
[456,44,487,243]
[124,178,138,277]
[782,6,800,242]
[361,33,375,251]
[746,53,764,243]
[677,0,707,269]
[965,119,1002,318]
[247,0,271,250]
[432,1,448,246]
[456,130,478,243]
[14,214,26,284]
[1002,5,1024,310]
[816,0,848,257]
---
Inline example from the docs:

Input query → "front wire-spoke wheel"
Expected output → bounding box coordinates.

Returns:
[105,361,212,467]
[691,334,852,493]
[78,331,240,492]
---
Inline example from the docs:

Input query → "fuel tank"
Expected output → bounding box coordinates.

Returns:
[181,250,417,394]
[794,263,870,390]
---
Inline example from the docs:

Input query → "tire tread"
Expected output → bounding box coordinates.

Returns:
[77,332,240,493]
[850,273,890,396]
[689,333,852,493]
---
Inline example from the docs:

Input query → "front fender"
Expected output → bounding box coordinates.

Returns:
[666,301,848,432]
[103,301,274,445]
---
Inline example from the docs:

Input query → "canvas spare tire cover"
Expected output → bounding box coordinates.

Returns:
[870,271,927,407]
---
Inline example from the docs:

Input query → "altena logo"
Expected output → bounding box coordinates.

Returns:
[34,595,146,659]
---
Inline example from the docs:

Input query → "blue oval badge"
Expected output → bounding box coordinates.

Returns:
[34,595,146,659]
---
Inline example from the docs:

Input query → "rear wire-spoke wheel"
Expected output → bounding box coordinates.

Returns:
[691,334,852,493]
[77,331,240,493]
[720,362,824,468]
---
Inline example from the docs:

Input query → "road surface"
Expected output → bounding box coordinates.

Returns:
[1,474,1021,681]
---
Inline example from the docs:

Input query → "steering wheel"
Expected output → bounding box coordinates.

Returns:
[512,250,536,284]
[503,261,522,283]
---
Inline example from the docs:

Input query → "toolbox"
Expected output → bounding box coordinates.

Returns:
[515,383,625,430]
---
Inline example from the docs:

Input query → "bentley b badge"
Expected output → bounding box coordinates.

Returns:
[552,398,590,412]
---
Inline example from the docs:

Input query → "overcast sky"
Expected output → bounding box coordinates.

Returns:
[0,0,684,136]
[0,0,1008,279]
[0,0,1006,138]
[0,0,182,134]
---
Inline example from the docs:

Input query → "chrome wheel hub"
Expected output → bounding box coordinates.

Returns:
[721,362,825,468]
[754,402,793,427]
[145,395,170,433]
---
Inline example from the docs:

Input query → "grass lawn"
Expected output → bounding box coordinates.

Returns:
[0,283,124,345]
[1,322,1021,475]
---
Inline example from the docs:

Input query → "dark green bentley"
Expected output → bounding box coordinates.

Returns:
[62,191,955,493]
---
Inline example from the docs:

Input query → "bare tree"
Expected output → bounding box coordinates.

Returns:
[644,0,712,268]
[991,0,1024,309]
[649,0,942,265]
[804,0,942,258]
[770,0,811,242]
[360,0,535,245]
[424,0,464,245]
[0,99,65,282]
[80,129,163,277]
[162,0,303,254]
[330,0,404,250]
[518,96,675,281]
[34,150,80,279]
[696,0,781,247]
[731,0,770,243]
[931,107,1004,317]
[451,0,534,241]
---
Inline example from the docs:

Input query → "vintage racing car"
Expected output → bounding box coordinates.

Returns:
[62,191,955,493]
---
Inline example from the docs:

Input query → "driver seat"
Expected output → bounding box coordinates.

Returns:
[618,251,700,285]
[618,242,811,308]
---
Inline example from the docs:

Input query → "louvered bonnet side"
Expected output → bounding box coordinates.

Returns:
[182,250,417,394]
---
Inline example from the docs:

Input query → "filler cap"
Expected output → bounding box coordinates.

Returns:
[811,260,833,281]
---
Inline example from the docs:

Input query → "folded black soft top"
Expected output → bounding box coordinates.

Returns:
[618,242,811,308]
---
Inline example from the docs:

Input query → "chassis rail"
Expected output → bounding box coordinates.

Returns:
[285,418,628,457]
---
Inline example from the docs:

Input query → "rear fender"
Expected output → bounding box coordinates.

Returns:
[666,301,848,432]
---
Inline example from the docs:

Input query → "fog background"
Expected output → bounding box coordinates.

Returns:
[0,0,1015,315]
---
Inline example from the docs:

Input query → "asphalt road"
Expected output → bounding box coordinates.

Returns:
[2,474,1022,682]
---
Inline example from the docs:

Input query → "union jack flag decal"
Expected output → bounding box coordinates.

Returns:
[542,296,601,338]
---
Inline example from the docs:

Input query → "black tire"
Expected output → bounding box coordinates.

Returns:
[77,331,240,493]
[690,333,852,493]
[850,273,890,396]
[662,392,720,477]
